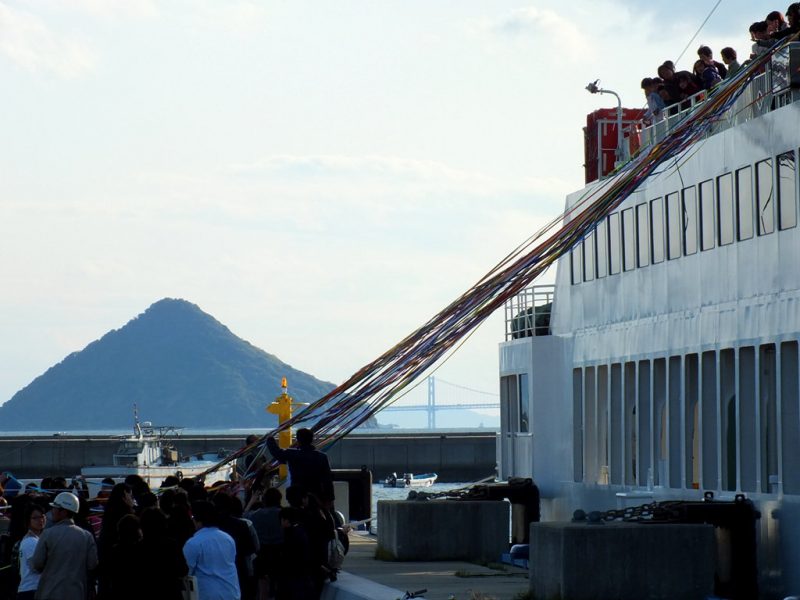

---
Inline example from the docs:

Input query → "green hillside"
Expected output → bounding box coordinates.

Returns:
[0,299,343,431]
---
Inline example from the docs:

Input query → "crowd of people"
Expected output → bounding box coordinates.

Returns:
[640,4,800,124]
[0,428,344,600]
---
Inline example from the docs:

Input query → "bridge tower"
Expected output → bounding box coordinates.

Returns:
[427,376,436,429]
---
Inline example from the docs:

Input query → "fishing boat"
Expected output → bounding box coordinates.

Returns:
[80,419,233,490]
[383,472,437,488]
[498,42,800,598]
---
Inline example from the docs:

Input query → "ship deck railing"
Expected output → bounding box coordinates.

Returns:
[640,46,798,147]
[504,284,554,340]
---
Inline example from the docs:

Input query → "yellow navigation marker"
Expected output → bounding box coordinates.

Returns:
[266,377,308,480]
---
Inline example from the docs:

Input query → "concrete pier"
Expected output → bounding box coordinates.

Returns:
[328,532,528,600]
[377,500,510,562]
[529,521,716,600]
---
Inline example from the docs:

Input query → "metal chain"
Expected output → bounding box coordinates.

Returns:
[576,500,690,523]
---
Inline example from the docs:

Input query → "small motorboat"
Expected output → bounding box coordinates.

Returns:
[383,472,437,488]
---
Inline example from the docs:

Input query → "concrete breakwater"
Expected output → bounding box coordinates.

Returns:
[0,430,496,482]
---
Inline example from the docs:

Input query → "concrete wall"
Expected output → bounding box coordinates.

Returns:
[377,500,509,562]
[530,522,715,600]
[326,432,496,482]
[0,431,496,481]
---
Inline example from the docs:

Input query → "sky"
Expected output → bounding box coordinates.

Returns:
[0,0,762,415]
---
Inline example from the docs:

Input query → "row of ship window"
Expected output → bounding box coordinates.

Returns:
[571,341,799,495]
[571,149,798,284]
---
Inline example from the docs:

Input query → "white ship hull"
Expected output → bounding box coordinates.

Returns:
[499,64,800,598]
[81,458,232,490]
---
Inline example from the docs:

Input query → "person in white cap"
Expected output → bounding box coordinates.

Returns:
[31,491,98,600]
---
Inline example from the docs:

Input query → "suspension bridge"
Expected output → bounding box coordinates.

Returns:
[379,376,499,429]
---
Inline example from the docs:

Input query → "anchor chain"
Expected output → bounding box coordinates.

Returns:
[576,500,689,523]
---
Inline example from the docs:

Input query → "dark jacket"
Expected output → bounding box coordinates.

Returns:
[217,514,258,592]
[771,23,800,40]
[139,536,188,600]
[266,438,334,500]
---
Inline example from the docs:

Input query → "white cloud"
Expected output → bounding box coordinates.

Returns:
[187,1,269,35]
[227,154,573,202]
[476,6,590,60]
[0,1,95,77]
[60,0,159,19]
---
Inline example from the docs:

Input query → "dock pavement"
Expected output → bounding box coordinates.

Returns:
[324,531,529,600]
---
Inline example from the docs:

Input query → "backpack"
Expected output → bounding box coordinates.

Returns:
[327,536,346,570]
[703,64,722,88]
[10,539,21,575]
[0,534,21,594]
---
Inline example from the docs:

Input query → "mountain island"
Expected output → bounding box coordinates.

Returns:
[0,298,357,431]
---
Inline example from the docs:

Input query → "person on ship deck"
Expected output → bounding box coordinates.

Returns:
[694,57,722,90]
[721,47,741,78]
[767,9,789,34]
[641,77,666,123]
[750,21,771,58]
[771,3,800,39]
[697,45,727,79]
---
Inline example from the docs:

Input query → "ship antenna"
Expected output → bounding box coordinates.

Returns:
[133,403,141,437]
[673,0,723,64]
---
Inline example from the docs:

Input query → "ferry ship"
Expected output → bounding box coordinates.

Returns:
[499,44,800,597]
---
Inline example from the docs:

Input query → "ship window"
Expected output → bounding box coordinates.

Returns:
[624,362,637,486]
[636,203,650,267]
[573,369,583,483]
[736,166,754,241]
[717,173,734,246]
[653,358,667,486]
[760,344,778,493]
[119,442,144,454]
[584,367,598,484]
[666,192,682,260]
[778,151,797,230]
[699,180,715,251]
[685,354,700,489]
[756,158,775,235]
[622,208,636,271]
[583,231,595,282]
[739,346,757,493]
[720,349,736,491]
[682,186,698,255]
[500,375,518,436]
[637,361,652,488]
[519,372,530,433]
[668,356,681,488]
[610,363,623,485]
[597,365,610,484]
[781,341,800,493]
[571,244,582,285]
[701,351,718,489]
[595,219,608,278]
[608,213,621,275]
[650,197,665,263]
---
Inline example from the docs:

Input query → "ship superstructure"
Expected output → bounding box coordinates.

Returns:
[499,43,800,597]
